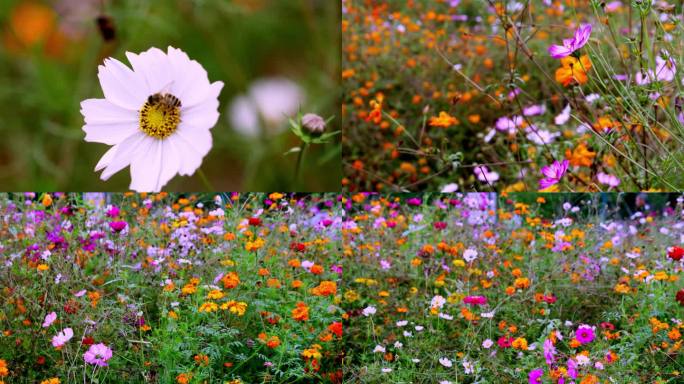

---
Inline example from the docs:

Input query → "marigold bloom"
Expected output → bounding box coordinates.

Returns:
[555,55,592,86]
[429,111,459,128]
[312,281,337,296]
[292,302,309,322]
[221,272,240,289]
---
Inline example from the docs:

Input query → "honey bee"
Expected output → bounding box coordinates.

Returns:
[147,93,181,108]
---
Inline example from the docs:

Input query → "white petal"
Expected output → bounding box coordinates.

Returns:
[81,99,137,124]
[125,47,172,95]
[171,124,212,176]
[83,122,138,145]
[94,145,119,171]
[129,139,164,192]
[99,133,150,181]
[157,139,181,189]
[180,81,223,130]
[165,47,214,108]
[97,58,146,110]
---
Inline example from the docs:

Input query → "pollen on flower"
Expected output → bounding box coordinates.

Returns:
[139,93,182,139]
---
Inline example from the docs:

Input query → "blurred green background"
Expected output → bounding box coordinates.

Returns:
[0,0,341,191]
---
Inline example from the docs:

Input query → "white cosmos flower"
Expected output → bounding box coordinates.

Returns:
[228,77,304,137]
[81,46,224,192]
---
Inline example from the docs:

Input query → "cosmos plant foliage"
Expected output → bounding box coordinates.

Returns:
[341,193,683,383]
[342,0,684,192]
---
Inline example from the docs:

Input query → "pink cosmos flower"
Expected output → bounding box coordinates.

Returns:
[539,160,569,189]
[84,343,113,367]
[597,172,620,189]
[43,312,57,328]
[52,327,74,347]
[474,165,500,184]
[548,24,592,59]
[576,324,595,344]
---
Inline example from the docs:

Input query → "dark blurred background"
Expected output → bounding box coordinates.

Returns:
[0,0,341,191]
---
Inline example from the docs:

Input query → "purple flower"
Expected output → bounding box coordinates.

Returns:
[548,24,592,58]
[84,343,113,367]
[539,160,569,190]
[543,338,556,364]
[576,324,595,344]
[528,368,544,384]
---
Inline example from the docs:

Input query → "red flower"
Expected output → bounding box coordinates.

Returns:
[81,336,95,346]
[433,221,447,230]
[248,217,262,226]
[676,289,684,306]
[667,246,684,261]
[328,322,343,338]
[290,242,306,252]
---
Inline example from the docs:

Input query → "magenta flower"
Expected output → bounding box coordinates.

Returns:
[42,311,57,328]
[576,324,595,344]
[84,343,113,367]
[51,327,74,347]
[539,160,569,189]
[463,295,487,306]
[528,368,544,384]
[548,24,592,59]
[109,220,128,233]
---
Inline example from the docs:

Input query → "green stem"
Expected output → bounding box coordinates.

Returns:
[197,168,215,191]
[294,142,308,188]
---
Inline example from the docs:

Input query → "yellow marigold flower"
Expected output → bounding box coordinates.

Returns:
[207,289,224,300]
[37,264,49,271]
[199,301,218,313]
[40,379,60,384]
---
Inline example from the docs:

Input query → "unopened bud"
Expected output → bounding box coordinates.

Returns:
[302,113,326,134]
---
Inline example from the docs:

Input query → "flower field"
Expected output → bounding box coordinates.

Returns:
[0,193,343,383]
[342,0,684,192]
[341,193,683,383]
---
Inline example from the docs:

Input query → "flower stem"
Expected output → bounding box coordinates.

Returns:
[294,142,308,188]
[197,168,215,191]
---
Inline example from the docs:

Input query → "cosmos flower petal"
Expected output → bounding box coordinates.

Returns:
[548,44,573,59]
[83,122,138,145]
[97,58,147,110]
[167,47,212,108]
[100,133,149,181]
[172,125,212,176]
[94,145,118,172]
[81,99,137,125]
[129,139,165,192]
[125,47,173,94]
[181,82,224,130]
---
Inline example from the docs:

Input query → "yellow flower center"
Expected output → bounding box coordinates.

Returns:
[139,93,181,139]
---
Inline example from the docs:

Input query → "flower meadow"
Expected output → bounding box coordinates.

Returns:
[341,193,683,383]
[0,193,343,383]
[342,0,684,192]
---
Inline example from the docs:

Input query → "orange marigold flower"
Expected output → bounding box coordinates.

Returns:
[292,302,309,322]
[221,272,240,289]
[311,281,337,296]
[565,143,596,167]
[555,55,592,87]
[429,111,459,128]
